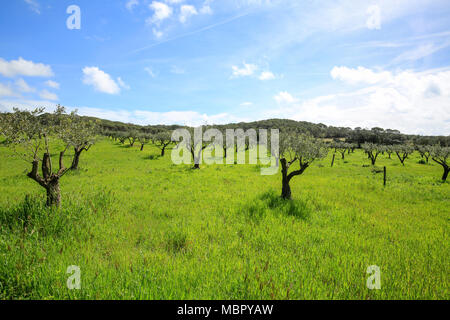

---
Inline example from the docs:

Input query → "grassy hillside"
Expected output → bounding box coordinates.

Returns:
[0,138,448,299]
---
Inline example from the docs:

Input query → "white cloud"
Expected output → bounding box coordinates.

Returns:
[39,89,58,101]
[231,63,258,78]
[152,28,164,38]
[266,66,450,135]
[331,66,392,84]
[145,67,157,78]
[199,0,213,15]
[0,99,247,127]
[82,66,121,95]
[259,71,276,80]
[24,0,40,14]
[179,5,198,23]
[274,91,298,104]
[240,102,253,107]
[366,5,381,30]
[0,83,17,98]
[15,78,35,93]
[45,80,60,89]
[147,1,173,25]
[0,57,53,78]
[117,77,130,90]
[126,0,139,11]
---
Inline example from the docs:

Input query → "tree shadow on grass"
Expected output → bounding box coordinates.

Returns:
[240,190,311,222]
[118,144,134,149]
[144,154,161,160]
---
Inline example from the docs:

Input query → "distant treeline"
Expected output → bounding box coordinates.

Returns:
[1,111,447,147]
[92,117,449,147]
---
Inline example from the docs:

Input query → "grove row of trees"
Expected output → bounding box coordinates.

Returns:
[361,143,449,181]
[0,106,97,206]
[0,108,449,207]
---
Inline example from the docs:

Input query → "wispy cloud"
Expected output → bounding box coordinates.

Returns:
[39,89,58,101]
[231,62,258,78]
[126,0,139,12]
[144,67,157,78]
[24,0,40,14]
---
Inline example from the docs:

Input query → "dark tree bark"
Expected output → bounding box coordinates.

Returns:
[368,151,379,165]
[140,144,144,151]
[70,145,91,170]
[27,151,69,207]
[71,149,81,170]
[156,141,170,157]
[280,158,308,200]
[396,152,407,166]
[281,159,292,200]
[443,166,449,182]
[432,157,449,182]
[46,179,61,207]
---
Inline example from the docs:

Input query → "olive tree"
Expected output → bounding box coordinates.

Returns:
[152,131,172,156]
[117,131,127,144]
[127,129,139,147]
[394,144,414,166]
[335,142,350,159]
[431,146,449,182]
[61,111,97,170]
[0,106,80,207]
[362,143,384,165]
[417,145,432,163]
[279,132,328,200]
[385,145,394,159]
[137,133,151,151]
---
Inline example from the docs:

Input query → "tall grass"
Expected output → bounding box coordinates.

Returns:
[0,139,448,299]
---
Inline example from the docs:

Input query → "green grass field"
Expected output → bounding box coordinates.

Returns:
[0,138,448,299]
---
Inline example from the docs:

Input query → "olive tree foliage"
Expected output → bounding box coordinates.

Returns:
[137,133,151,151]
[127,129,139,147]
[279,132,328,200]
[362,143,384,165]
[334,142,351,159]
[416,145,432,163]
[393,144,414,166]
[152,131,172,156]
[116,131,128,144]
[61,112,98,170]
[385,145,394,159]
[430,146,450,182]
[0,106,82,207]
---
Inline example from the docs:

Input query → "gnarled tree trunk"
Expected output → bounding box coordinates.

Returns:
[27,151,69,207]
[71,148,82,170]
[281,159,292,200]
[442,165,449,182]
[46,179,61,207]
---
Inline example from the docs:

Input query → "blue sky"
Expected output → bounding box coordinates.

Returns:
[0,0,450,134]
